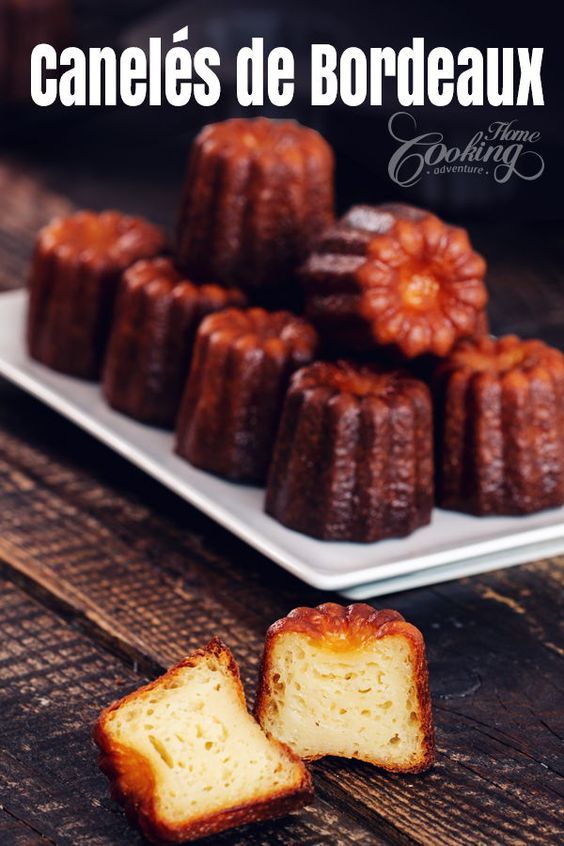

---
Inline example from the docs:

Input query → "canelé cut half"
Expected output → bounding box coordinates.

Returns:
[265,360,434,541]
[175,308,318,483]
[176,117,334,303]
[103,257,246,426]
[435,334,564,515]
[255,603,435,772]
[27,210,167,379]
[301,203,488,358]
[94,638,313,844]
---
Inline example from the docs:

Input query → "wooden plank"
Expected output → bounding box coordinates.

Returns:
[0,386,562,845]
[0,810,53,846]
[0,578,380,846]
[0,580,149,846]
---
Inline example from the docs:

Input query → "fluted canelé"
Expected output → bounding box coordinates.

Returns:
[302,204,488,359]
[175,308,319,483]
[103,257,247,426]
[27,210,167,379]
[265,361,434,541]
[434,334,564,515]
[176,118,335,304]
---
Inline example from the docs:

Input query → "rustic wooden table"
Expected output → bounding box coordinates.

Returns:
[0,161,562,846]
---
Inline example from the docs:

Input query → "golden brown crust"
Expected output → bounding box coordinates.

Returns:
[439,333,564,376]
[93,638,313,844]
[35,210,167,270]
[289,359,430,400]
[255,604,435,773]
[265,602,405,646]
[191,307,319,355]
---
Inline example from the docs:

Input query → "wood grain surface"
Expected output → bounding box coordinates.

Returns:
[0,160,562,846]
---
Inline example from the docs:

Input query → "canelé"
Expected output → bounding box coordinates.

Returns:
[27,210,167,379]
[0,0,72,102]
[103,258,246,426]
[434,334,564,515]
[265,360,434,541]
[176,117,334,304]
[175,308,318,483]
[94,638,313,843]
[301,204,488,359]
[255,603,435,772]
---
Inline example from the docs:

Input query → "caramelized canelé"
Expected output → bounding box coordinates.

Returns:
[265,360,434,541]
[176,117,335,304]
[302,203,488,358]
[175,308,318,483]
[27,210,167,379]
[434,334,564,515]
[103,257,246,426]
[255,603,435,772]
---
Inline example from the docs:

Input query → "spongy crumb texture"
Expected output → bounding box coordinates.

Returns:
[256,606,434,772]
[95,639,312,843]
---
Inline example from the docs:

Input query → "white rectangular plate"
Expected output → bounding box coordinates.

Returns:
[1,289,563,595]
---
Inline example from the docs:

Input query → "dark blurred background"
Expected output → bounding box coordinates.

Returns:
[0,0,563,345]
[1,0,562,224]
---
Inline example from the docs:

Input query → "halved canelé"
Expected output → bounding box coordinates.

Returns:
[255,603,435,772]
[94,638,313,843]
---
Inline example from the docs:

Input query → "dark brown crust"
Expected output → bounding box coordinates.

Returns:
[314,203,431,256]
[301,203,488,359]
[27,210,167,379]
[434,335,564,515]
[102,258,246,427]
[254,604,435,773]
[175,308,319,483]
[265,361,433,541]
[93,637,313,844]
[176,117,334,304]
